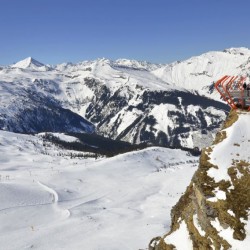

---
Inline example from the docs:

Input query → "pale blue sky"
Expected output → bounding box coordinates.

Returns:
[0,0,250,65]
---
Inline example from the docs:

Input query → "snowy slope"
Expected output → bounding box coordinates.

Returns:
[208,112,250,182]
[0,66,95,133]
[152,47,250,99]
[150,110,250,249]
[0,130,199,250]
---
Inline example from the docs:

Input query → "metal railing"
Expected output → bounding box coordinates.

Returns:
[215,75,250,110]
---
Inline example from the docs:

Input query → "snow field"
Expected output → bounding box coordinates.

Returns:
[208,112,250,182]
[0,130,198,250]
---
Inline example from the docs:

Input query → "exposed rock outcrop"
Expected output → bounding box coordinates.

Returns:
[149,110,250,249]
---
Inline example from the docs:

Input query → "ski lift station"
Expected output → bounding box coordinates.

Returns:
[215,75,250,110]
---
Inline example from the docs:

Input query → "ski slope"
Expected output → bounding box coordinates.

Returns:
[0,131,199,250]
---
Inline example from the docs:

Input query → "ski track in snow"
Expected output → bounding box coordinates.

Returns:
[37,181,71,219]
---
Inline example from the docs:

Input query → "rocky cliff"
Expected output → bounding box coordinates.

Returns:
[149,110,250,249]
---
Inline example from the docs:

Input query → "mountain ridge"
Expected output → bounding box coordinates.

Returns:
[9,47,250,70]
[2,47,249,148]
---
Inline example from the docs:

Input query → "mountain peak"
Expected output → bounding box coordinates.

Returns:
[223,47,250,55]
[114,58,161,71]
[12,57,45,69]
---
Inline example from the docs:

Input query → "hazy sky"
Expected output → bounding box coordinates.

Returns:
[1,0,250,65]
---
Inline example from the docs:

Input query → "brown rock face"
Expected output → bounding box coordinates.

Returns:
[149,110,250,250]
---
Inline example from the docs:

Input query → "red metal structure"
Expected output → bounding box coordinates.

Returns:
[215,75,250,110]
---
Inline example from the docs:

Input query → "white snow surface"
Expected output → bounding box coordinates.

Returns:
[207,112,250,183]
[205,111,250,249]
[164,220,193,249]
[207,187,227,202]
[211,218,250,249]
[152,47,250,99]
[0,130,199,250]
[193,214,206,237]
[11,57,48,71]
[40,133,80,143]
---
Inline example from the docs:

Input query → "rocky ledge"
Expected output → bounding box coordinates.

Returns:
[149,110,250,249]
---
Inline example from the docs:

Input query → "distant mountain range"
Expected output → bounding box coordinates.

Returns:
[1,47,250,148]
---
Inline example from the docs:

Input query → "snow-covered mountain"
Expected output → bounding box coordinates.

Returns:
[152,47,250,99]
[150,110,250,249]
[11,57,51,71]
[3,48,247,148]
